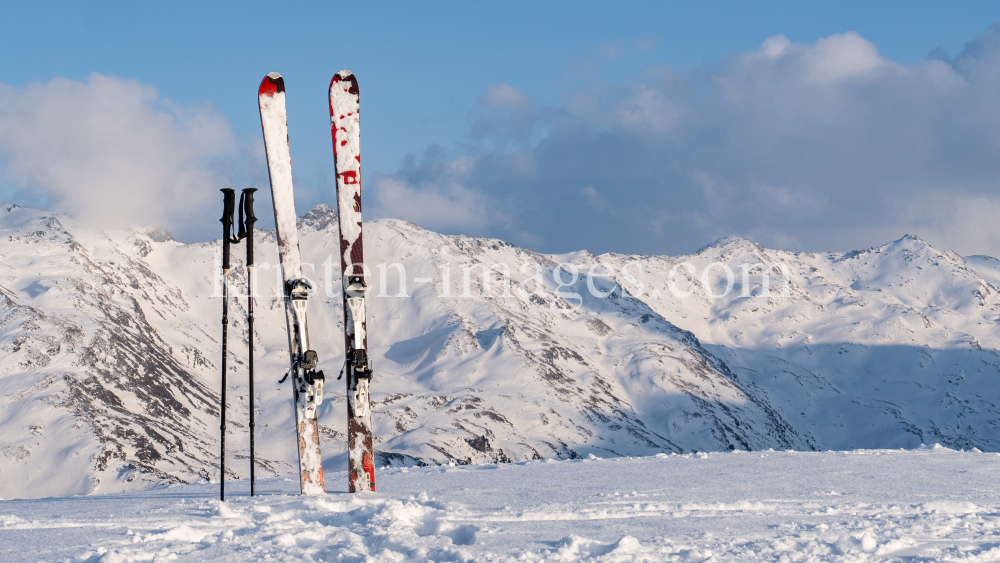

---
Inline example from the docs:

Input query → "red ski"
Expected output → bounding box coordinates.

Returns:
[329,70,376,492]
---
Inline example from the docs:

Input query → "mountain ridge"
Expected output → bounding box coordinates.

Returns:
[1,203,999,499]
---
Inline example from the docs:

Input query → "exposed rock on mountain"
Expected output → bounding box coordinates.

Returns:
[1,203,998,498]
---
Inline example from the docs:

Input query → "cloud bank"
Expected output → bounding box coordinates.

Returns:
[0,74,238,240]
[369,24,1000,256]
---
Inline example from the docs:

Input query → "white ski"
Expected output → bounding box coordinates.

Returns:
[258,72,325,495]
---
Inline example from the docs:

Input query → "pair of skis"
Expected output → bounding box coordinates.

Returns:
[257,71,376,494]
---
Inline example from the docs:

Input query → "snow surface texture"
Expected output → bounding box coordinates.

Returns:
[2,448,998,562]
[3,203,1000,500]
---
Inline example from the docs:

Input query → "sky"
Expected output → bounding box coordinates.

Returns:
[1,1,1000,256]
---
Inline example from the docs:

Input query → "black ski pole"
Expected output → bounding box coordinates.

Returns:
[242,188,258,496]
[219,188,237,501]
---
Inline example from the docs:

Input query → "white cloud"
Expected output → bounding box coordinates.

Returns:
[800,32,887,82]
[479,83,531,110]
[581,186,606,209]
[898,195,1000,255]
[759,35,791,58]
[368,157,506,235]
[0,73,236,237]
[374,23,1000,257]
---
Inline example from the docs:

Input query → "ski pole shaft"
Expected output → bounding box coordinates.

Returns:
[219,188,235,501]
[243,188,257,496]
[221,273,229,501]
[247,271,254,496]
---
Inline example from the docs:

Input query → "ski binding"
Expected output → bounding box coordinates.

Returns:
[287,278,325,409]
[344,275,372,417]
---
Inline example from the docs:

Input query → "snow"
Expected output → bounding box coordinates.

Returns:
[5,205,1000,507]
[3,447,1000,562]
[4,205,1000,559]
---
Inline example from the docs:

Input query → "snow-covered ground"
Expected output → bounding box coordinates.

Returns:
[7,202,1000,508]
[3,446,999,562]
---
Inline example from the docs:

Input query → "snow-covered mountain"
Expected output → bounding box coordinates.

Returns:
[2,203,999,499]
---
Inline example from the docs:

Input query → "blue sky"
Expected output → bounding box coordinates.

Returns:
[1,2,1000,255]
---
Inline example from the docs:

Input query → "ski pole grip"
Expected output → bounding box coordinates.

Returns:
[220,188,235,270]
[242,188,258,266]
[237,192,247,241]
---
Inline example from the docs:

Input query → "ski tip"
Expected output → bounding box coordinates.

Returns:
[259,73,285,97]
[330,70,359,96]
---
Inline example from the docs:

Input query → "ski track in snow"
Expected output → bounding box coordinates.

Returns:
[3,447,1000,562]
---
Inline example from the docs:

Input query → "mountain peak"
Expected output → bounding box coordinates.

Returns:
[879,234,935,254]
[143,227,175,243]
[696,235,764,255]
[300,203,338,232]
[895,233,927,245]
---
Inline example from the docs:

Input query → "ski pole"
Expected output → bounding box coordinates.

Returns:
[219,188,237,501]
[241,188,258,496]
